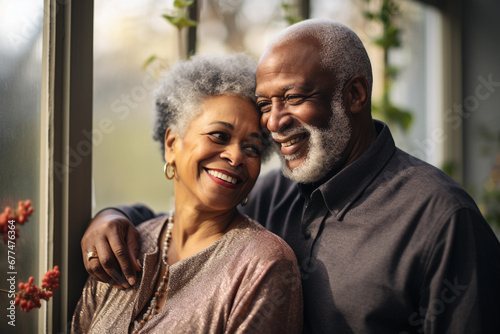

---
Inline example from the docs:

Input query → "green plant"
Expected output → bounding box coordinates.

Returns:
[281,1,303,25]
[363,0,413,131]
[477,124,500,230]
[482,161,500,230]
[143,0,197,69]
[163,0,197,30]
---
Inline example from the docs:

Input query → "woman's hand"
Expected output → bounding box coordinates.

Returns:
[81,209,142,288]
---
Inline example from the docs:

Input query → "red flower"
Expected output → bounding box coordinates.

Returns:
[0,200,34,244]
[0,207,10,234]
[16,200,34,225]
[42,265,60,291]
[14,277,42,312]
[11,266,61,312]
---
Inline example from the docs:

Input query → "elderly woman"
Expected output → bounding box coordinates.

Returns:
[71,54,302,334]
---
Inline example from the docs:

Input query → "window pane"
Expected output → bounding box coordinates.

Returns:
[197,0,288,58]
[93,0,181,215]
[0,1,43,332]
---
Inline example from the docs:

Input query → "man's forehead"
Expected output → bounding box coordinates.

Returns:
[259,41,317,66]
[255,58,320,95]
[255,81,312,98]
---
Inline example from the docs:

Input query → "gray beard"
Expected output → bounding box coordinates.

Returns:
[278,93,352,184]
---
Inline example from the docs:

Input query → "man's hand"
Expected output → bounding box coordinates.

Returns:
[81,209,142,288]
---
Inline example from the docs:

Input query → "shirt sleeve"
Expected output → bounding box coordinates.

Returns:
[94,203,160,227]
[225,257,303,334]
[417,207,500,333]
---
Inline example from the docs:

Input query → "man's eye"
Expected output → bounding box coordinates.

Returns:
[257,100,272,113]
[209,132,229,142]
[285,95,306,105]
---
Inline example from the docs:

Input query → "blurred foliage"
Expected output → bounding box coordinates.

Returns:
[477,124,500,229]
[281,1,303,25]
[441,160,458,179]
[363,0,413,131]
[163,0,197,30]
[482,170,500,230]
[143,0,197,69]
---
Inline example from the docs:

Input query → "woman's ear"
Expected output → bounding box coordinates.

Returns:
[164,128,177,163]
[344,75,370,114]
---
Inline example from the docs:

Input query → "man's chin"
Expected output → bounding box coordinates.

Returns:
[280,158,315,184]
[284,157,305,170]
[280,151,335,184]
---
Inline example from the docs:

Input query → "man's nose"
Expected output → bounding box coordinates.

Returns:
[264,100,293,133]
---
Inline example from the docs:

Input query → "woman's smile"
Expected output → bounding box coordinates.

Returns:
[205,168,241,188]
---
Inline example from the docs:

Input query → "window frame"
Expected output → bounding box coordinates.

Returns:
[42,0,94,331]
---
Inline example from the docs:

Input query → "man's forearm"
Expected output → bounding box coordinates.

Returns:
[113,204,159,226]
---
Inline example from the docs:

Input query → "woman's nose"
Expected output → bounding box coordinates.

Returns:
[220,144,244,167]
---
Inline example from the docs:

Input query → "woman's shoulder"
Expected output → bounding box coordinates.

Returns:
[137,215,169,253]
[137,215,167,232]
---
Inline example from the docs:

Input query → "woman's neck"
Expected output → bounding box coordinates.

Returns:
[167,205,241,264]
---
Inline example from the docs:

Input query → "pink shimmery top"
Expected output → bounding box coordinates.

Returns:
[71,215,303,334]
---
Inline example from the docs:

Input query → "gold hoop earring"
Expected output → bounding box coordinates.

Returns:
[164,162,175,180]
[240,196,248,207]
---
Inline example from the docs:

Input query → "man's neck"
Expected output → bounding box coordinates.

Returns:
[345,118,377,167]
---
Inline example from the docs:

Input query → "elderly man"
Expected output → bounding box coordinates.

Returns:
[81,19,500,333]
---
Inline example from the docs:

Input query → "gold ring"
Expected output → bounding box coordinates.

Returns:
[87,251,98,262]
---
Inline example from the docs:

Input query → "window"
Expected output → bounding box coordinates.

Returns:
[92,0,180,215]
[0,1,93,331]
[0,1,44,333]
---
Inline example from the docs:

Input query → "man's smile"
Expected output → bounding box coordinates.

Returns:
[273,132,308,157]
[282,135,304,147]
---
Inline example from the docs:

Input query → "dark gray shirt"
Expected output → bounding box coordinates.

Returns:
[121,121,500,333]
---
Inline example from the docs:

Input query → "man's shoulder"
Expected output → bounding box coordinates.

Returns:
[382,148,479,212]
[250,168,297,198]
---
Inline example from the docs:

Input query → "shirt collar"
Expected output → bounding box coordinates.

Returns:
[298,120,396,219]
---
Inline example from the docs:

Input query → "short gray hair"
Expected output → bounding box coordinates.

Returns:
[270,18,373,96]
[153,53,272,160]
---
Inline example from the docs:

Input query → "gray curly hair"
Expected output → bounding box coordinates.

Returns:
[153,53,273,161]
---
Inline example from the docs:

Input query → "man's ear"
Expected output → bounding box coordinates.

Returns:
[344,75,370,114]
[164,128,177,163]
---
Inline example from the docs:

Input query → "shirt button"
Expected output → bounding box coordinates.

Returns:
[304,230,311,239]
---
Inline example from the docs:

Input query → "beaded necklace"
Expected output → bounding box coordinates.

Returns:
[132,217,174,332]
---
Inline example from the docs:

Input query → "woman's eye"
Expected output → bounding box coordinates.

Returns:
[243,145,262,158]
[209,132,229,142]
